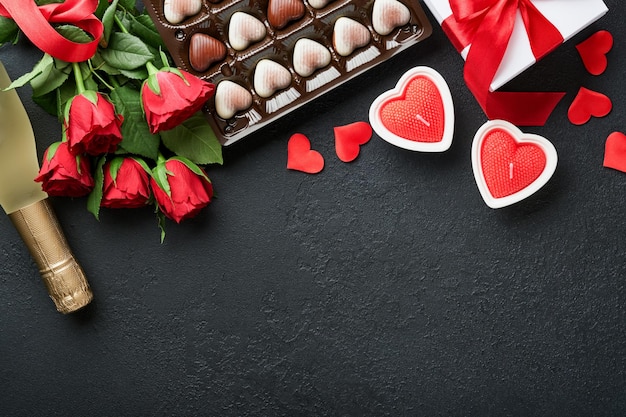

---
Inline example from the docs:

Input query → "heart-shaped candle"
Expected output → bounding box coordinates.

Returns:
[214,80,253,119]
[292,38,332,77]
[471,120,557,209]
[228,12,267,51]
[163,0,203,24]
[189,33,227,72]
[368,66,454,152]
[333,17,371,57]
[371,0,411,36]
[254,59,292,98]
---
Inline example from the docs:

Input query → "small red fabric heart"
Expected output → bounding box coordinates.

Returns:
[334,121,372,162]
[480,128,547,199]
[603,132,626,173]
[576,30,613,76]
[287,133,324,174]
[567,87,612,126]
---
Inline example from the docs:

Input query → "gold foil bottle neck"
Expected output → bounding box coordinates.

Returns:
[8,199,93,313]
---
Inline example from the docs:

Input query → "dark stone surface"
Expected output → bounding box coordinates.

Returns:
[1,1,626,415]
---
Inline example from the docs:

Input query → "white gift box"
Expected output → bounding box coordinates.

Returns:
[422,0,608,91]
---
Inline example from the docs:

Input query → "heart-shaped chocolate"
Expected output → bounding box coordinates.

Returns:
[214,80,253,119]
[228,12,267,51]
[371,0,410,36]
[189,33,227,72]
[292,38,331,77]
[163,0,203,25]
[369,66,454,152]
[333,17,371,57]
[254,59,292,98]
[307,0,332,9]
[471,120,557,209]
[268,0,305,29]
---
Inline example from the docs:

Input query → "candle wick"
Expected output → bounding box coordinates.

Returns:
[415,114,430,127]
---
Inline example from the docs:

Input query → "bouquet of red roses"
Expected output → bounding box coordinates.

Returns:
[0,0,222,240]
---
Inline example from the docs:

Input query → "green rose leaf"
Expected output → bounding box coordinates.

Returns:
[4,54,53,90]
[160,114,223,165]
[110,85,160,160]
[89,52,122,76]
[119,66,149,80]
[0,16,19,46]
[32,75,77,117]
[119,0,137,12]
[87,156,107,220]
[101,0,120,47]
[131,14,167,50]
[56,24,94,44]
[100,32,154,71]
[151,161,172,197]
[30,60,71,97]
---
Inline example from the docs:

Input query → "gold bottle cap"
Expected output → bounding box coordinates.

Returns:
[8,199,93,314]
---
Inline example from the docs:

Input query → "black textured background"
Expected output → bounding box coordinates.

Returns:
[1,1,626,415]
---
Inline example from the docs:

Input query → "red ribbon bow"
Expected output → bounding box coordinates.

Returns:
[0,0,103,62]
[442,0,566,125]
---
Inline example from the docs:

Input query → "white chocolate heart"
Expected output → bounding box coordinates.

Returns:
[333,17,371,57]
[254,59,292,98]
[163,0,203,25]
[292,38,331,77]
[307,0,332,9]
[228,12,267,51]
[371,0,411,36]
[214,80,253,119]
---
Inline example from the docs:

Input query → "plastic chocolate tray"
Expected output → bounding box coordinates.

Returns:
[142,0,432,145]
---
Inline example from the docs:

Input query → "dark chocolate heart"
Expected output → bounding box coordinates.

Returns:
[189,33,227,72]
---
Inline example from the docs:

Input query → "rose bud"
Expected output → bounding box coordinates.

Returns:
[101,157,151,209]
[150,157,213,223]
[65,91,123,156]
[35,141,94,197]
[141,63,215,134]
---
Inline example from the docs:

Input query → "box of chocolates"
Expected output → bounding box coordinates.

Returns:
[142,0,432,145]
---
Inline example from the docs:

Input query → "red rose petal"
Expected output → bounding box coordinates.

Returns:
[603,132,626,173]
[567,87,612,126]
[287,133,324,174]
[334,121,372,162]
[576,30,613,76]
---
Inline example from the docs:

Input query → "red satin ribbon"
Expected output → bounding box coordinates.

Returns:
[0,0,103,62]
[442,0,566,126]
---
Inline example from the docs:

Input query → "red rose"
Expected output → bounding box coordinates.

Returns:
[141,68,215,134]
[66,91,123,156]
[35,142,94,197]
[150,158,213,223]
[101,157,151,209]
